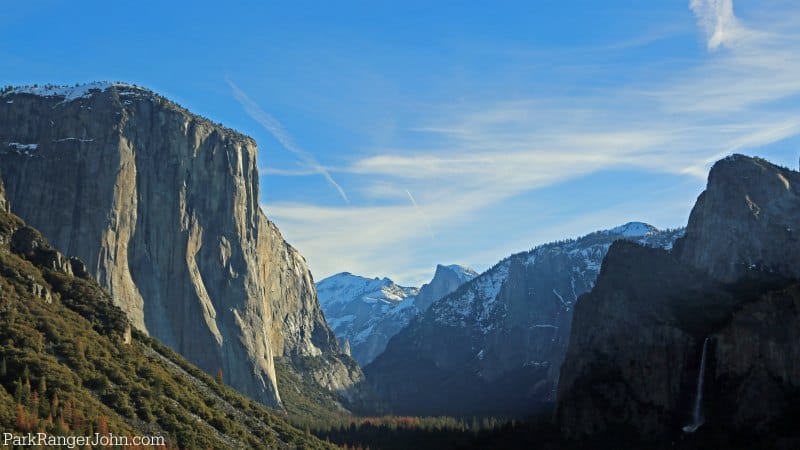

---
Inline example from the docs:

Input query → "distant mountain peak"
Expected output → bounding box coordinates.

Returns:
[317,272,416,308]
[437,263,479,282]
[605,221,657,237]
[316,265,475,366]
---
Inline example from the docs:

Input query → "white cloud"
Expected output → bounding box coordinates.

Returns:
[690,0,746,50]
[264,202,437,282]
[259,166,325,176]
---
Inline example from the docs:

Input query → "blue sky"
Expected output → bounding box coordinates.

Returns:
[2,0,798,285]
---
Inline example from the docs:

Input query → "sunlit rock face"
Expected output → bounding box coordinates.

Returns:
[0,83,363,408]
[675,154,800,283]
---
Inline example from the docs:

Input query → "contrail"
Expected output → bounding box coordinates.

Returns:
[227,79,349,203]
[405,189,435,240]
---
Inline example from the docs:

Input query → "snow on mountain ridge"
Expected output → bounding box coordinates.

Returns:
[2,82,135,101]
[317,272,417,308]
[432,223,685,331]
[366,224,686,417]
[605,221,658,237]
[317,265,477,365]
[442,264,480,283]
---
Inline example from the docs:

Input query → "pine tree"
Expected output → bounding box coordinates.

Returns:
[31,391,39,418]
[13,379,23,403]
[15,402,27,431]
[51,392,59,412]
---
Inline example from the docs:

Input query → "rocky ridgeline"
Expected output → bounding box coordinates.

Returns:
[0,83,362,408]
[366,222,683,417]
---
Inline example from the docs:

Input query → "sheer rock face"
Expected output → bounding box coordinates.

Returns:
[556,242,720,438]
[413,264,479,312]
[714,285,800,431]
[675,155,800,282]
[0,83,360,407]
[557,155,800,441]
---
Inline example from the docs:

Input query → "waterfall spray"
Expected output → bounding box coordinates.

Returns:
[683,337,710,433]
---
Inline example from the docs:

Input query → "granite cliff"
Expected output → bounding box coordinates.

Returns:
[675,155,800,283]
[0,82,362,408]
[0,177,333,449]
[413,264,479,312]
[557,155,800,446]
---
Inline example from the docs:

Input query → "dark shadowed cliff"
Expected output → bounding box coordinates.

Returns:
[557,155,800,447]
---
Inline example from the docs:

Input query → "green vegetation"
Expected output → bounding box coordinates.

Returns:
[275,358,351,426]
[0,196,334,449]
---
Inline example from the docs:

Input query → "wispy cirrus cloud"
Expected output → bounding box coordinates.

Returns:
[265,1,800,285]
[228,79,349,203]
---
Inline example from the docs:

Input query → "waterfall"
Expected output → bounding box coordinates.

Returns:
[682,337,710,433]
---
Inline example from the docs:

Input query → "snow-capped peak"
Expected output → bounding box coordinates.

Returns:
[605,222,657,237]
[316,271,420,365]
[316,272,417,307]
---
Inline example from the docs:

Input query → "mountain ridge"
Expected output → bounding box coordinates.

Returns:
[317,264,478,366]
[366,222,684,417]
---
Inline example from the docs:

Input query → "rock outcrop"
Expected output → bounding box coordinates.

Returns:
[0,82,361,408]
[675,154,800,282]
[366,223,682,417]
[557,155,800,444]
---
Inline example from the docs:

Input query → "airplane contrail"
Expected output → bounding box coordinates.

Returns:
[406,189,435,240]
[227,79,349,203]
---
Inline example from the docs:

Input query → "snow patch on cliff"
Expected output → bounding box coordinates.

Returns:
[3,82,133,102]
